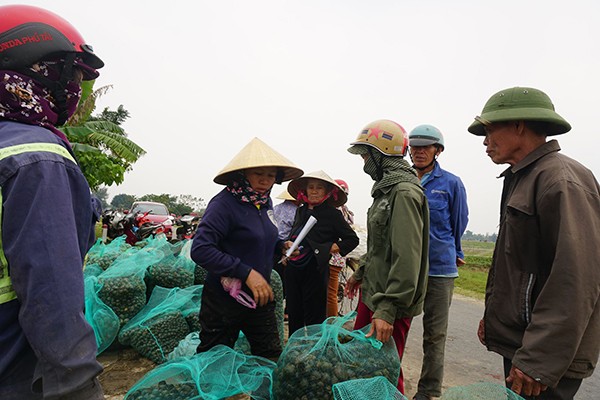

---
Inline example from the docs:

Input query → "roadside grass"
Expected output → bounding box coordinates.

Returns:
[454,240,494,300]
[95,222,103,240]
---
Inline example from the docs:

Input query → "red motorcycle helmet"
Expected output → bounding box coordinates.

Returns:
[0,5,104,79]
[335,179,349,195]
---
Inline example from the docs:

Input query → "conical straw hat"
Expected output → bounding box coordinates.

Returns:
[276,189,296,201]
[287,170,347,207]
[213,137,304,185]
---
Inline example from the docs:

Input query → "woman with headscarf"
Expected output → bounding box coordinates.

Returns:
[191,137,303,360]
[285,171,359,335]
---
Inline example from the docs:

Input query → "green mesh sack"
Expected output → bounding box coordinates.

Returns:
[83,263,103,279]
[332,376,406,400]
[194,264,208,285]
[97,239,169,327]
[85,238,103,264]
[168,331,252,361]
[84,276,120,354]
[86,236,130,270]
[119,286,201,363]
[178,285,203,332]
[273,312,400,400]
[270,269,285,348]
[441,382,525,399]
[125,344,276,400]
[146,253,196,291]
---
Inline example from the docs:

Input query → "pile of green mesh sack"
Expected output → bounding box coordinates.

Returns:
[86,236,131,270]
[97,237,172,327]
[125,344,276,400]
[273,312,400,400]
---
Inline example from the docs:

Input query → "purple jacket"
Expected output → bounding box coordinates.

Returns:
[191,188,282,297]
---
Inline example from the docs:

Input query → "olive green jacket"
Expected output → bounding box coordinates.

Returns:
[354,181,430,323]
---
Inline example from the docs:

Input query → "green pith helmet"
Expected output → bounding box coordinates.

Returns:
[468,87,571,136]
[409,124,445,150]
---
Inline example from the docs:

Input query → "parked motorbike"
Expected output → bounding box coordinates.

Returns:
[173,214,201,241]
[122,211,175,246]
[101,209,127,241]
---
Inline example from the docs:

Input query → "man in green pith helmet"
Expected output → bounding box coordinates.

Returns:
[469,87,600,400]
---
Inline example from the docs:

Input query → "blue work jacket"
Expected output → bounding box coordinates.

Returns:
[0,121,102,398]
[422,161,469,276]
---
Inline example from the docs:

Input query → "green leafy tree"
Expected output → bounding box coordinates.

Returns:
[92,187,110,209]
[110,193,137,210]
[137,193,204,216]
[177,194,205,213]
[59,81,146,191]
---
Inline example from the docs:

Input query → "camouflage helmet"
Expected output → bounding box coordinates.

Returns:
[468,87,571,136]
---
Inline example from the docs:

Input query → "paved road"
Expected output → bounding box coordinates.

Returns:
[402,294,599,399]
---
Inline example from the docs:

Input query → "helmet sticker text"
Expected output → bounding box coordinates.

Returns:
[0,32,54,53]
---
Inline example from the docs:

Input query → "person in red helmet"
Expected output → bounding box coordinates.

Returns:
[0,5,104,399]
[326,178,356,317]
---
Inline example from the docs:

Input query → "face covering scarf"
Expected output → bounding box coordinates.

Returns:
[295,185,340,207]
[0,62,82,143]
[226,173,271,206]
[363,150,422,197]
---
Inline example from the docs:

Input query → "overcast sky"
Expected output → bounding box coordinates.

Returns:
[20,0,600,234]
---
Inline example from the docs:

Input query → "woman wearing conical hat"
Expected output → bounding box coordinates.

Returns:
[190,137,302,359]
[285,170,359,335]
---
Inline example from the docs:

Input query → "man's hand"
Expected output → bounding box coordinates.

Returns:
[477,319,486,346]
[365,318,393,343]
[506,365,548,397]
[456,257,466,266]
[344,275,361,300]
[245,269,274,307]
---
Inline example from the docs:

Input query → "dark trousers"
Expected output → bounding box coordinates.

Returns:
[197,285,282,360]
[417,276,455,397]
[503,358,583,400]
[285,259,329,336]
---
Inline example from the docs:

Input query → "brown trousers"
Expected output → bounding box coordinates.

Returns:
[326,264,343,317]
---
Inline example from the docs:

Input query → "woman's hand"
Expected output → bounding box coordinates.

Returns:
[245,269,274,307]
[345,275,361,300]
[330,243,340,254]
[282,240,300,258]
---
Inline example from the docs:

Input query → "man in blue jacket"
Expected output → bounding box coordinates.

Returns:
[409,125,469,400]
[0,5,105,399]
